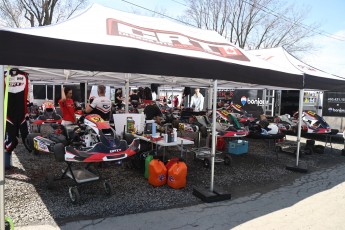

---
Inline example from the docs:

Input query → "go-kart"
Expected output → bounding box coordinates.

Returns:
[24,101,65,154]
[228,104,255,124]
[277,111,337,135]
[29,112,140,204]
[214,109,249,137]
[293,111,333,134]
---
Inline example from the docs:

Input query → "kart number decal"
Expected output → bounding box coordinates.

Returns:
[307,111,316,116]
[33,139,38,150]
[220,110,229,116]
[234,104,241,109]
[89,115,104,123]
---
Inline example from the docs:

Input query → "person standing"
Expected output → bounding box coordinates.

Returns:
[173,95,179,108]
[190,88,204,111]
[144,101,163,125]
[129,89,140,108]
[115,88,123,109]
[85,85,112,121]
[58,86,76,126]
[4,68,30,169]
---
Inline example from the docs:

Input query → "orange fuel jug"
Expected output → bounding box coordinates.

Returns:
[148,159,167,187]
[167,161,187,189]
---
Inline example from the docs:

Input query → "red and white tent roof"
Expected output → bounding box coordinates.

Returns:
[0,4,305,89]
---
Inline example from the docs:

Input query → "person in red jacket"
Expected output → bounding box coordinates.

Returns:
[172,95,179,108]
[58,86,76,126]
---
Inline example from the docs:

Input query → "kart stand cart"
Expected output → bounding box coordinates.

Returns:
[191,128,231,168]
[47,143,118,204]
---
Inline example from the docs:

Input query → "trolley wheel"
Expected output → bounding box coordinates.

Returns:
[69,186,80,204]
[275,146,283,152]
[104,181,113,196]
[203,158,210,168]
[304,146,313,155]
[46,174,55,190]
[224,156,232,166]
[53,143,65,162]
[193,152,197,161]
[24,133,40,153]
[5,216,14,230]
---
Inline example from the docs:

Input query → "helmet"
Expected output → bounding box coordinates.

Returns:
[42,101,55,118]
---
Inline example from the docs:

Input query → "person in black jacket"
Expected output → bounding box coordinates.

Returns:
[144,101,162,125]
[129,89,140,108]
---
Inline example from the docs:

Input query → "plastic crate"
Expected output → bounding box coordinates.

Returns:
[227,140,248,155]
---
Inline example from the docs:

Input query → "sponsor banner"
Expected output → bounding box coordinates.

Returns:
[322,91,345,116]
[222,90,266,117]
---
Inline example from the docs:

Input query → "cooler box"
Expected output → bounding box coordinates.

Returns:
[227,140,248,155]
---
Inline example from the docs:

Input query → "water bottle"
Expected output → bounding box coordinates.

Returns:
[152,121,157,137]
[173,128,177,142]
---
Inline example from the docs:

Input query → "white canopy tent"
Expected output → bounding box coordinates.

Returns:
[248,47,345,90]
[248,47,345,172]
[2,3,335,223]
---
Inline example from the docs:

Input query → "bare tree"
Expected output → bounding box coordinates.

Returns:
[0,0,88,28]
[0,0,23,27]
[182,0,320,53]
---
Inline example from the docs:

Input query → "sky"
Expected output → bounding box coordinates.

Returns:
[90,0,345,77]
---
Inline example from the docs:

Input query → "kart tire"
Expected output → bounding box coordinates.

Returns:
[46,174,55,190]
[224,156,231,166]
[104,181,113,196]
[304,146,313,155]
[69,187,80,204]
[193,152,197,161]
[314,145,325,154]
[24,133,40,153]
[53,143,65,162]
[203,158,210,168]
[276,146,283,152]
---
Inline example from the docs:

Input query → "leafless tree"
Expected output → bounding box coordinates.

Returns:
[182,0,320,53]
[0,0,88,28]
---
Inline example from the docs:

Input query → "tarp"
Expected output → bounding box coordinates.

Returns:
[248,47,345,90]
[0,4,303,89]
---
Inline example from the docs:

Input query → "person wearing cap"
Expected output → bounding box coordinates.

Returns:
[59,86,76,126]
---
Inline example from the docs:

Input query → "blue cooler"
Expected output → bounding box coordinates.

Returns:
[227,140,248,155]
[5,151,12,169]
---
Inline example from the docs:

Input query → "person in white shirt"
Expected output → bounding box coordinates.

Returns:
[85,85,112,121]
[190,88,204,111]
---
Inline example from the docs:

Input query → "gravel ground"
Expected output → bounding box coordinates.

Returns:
[5,135,345,227]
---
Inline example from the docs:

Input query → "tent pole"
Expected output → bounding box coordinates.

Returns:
[271,90,275,116]
[171,87,173,106]
[125,76,129,114]
[208,86,213,111]
[45,84,48,100]
[296,89,304,167]
[52,84,55,104]
[210,79,217,192]
[84,81,88,105]
[0,65,5,230]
